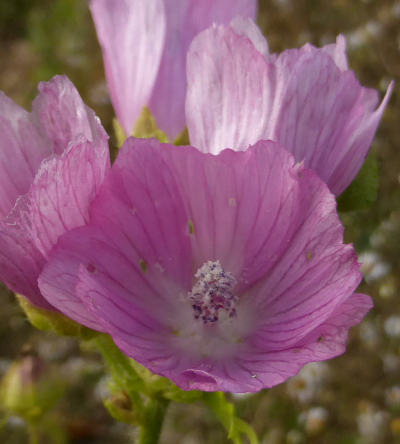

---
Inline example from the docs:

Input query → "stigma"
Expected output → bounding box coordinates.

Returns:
[188,260,238,324]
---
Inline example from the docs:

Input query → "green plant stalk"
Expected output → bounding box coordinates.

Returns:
[94,334,144,414]
[203,392,259,444]
[138,398,170,444]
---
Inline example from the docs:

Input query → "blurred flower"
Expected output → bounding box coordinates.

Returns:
[382,353,400,374]
[185,20,393,195]
[0,76,110,313]
[357,403,388,443]
[359,320,380,348]
[287,362,330,403]
[384,315,400,338]
[299,406,328,435]
[286,429,304,444]
[359,251,390,283]
[39,137,371,392]
[385,386,400,408]
[89,0,257,139]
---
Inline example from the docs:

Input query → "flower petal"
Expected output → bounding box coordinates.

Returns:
[322,34,348,71]
[0,75,109,310]
[29,139,110,258]
[32,75,107,154]
[0,93,50,217]
[186,23,272,154]
[39,137,194,326]
[230,293,373,392]
[149,0,258,140]
[0,199,49,308]
[186,24,392,194]
[90,0,166,136]
[40,138,367,391]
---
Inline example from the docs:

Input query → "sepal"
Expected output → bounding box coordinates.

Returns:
[16,294,97,339]
[133,107,169,142]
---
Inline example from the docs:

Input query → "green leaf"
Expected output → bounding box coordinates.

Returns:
[202,392,259,444]
[337,151,379,212]
[133,107,169,143]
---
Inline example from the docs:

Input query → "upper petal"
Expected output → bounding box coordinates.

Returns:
[149,0,258,140]
[186,23,392,194]
[186,23,271,155]
[90,0,166,136]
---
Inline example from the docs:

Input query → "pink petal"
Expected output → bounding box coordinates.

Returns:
[149,0,258,140]
[230,16,269,58]
[32,75,107,154]
[186,25,392,194]
[40,138,368,391]
[230,293,373,392]
[90,0,166,136]
[0,93,50,217]
[0,76,109,310]
[322,34,348,71]
[0,198,49,309]
[29,139,110,258]
[186,24,272,154]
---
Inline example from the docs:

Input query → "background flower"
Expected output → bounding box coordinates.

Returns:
[89,0,258,139]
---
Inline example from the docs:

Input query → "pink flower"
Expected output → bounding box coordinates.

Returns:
[40,137,372,392]
[0,76,110,311]
[185,19,393,195]
[89,0,258,139]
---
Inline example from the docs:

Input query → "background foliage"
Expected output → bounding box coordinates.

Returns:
[0,0,399,442]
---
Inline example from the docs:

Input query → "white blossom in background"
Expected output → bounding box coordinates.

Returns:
[359,251,390,283]
[357,407,388,443]
[287,362,330,403]
[384,315,400,338]
[299,406,329,435]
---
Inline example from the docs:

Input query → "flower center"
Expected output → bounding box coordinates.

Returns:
[188,260,237,324]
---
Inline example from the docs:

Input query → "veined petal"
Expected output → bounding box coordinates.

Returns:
[40,138,367,392]
[0,76,109,310]
[231,293,373,392]
[186,24,272,154]
[149,0,258,140]
[32,75,107,154]
[29,139,110,258]
[186,24,392,194]
[230,16,269,58]
[90,0,166,136]
[322,34,348,71]
[0,198,49,309]
[0,93,50,217]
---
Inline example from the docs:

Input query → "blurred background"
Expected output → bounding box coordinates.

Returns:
[0,0,399,442]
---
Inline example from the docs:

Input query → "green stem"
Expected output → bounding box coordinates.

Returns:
[28,425,40,444]
[94,334,144,413]
[138,398,169,444]
[203,392,259,444]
